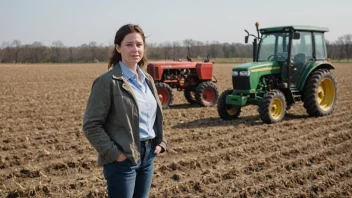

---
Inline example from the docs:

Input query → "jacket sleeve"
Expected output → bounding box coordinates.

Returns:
[159,139,167,153]
[82,76,122,163]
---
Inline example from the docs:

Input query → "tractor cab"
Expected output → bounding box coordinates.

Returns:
[257,26,329,89]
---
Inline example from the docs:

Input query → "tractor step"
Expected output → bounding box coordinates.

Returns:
[290,88,302,102]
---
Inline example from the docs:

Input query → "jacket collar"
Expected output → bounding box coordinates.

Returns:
[112,62,153,83]
[111,62,124,80]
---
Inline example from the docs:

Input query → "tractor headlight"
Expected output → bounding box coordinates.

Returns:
[232,71,239,76]
[239,71,250,76]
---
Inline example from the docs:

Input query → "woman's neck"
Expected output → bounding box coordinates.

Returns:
[122,61,138,73]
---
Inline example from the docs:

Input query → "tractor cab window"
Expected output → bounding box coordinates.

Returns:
[291,31,313,65]
[258,32,290,62]
[314,32,327,60]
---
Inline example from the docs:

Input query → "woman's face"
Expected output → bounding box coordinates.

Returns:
[116,32,144,68]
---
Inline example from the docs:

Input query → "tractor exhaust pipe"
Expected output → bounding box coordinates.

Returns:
[245,22,261,62]
[253,39,257,62]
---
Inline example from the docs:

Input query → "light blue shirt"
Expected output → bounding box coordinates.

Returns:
[119,61,157,141]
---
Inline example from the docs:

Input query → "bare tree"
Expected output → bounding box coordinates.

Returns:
[88,41,98,62]
[172,41,182,60]
[76,44,91,62]
[183,39,195,59]
[158,42,172,60]
[336,37,344,62]
[196,41,206,58]
[11,40,21,63]
[1,42,10,63]
[326,39,333,59]
[335,34,352,62]
[343,34,352,62]
[68,47,75,62]
[31,42,47,63]
[207,41,224,58]
[51,40,65,63]
[222,43,238,58]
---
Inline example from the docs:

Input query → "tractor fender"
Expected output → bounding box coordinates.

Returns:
[297,61,335,91]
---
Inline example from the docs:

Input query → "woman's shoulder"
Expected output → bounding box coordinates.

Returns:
[91,70,115,86]
[96,70,114,80]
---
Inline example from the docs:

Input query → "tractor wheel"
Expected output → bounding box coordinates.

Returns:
[184,87,197,104]
[155,82,174,109]
[303,69,337,117]
[217,89,241,120]
[259,90,287,124]
[195,81,219,107]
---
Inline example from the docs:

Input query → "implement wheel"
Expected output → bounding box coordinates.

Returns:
[155,82,174,109]
[195,81,219,107]
[259,90,286,124]
[303,69,337,116]
[217,89,241,120]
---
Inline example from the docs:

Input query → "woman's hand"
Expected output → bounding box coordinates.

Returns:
[116,154,127,162]
[154,145,162,155]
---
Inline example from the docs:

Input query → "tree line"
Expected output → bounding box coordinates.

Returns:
[0,34,351,63]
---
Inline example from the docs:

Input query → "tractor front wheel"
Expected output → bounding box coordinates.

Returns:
[303,69,337,116]
[195,81,219,107]
[155,82,174,109]
[259,90,287,124]
[217,89,241,120]
[184,86,197,104]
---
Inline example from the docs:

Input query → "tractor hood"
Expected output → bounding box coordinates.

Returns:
[148,61,198,69]
[232,61,280,72]
[231,61,281,93]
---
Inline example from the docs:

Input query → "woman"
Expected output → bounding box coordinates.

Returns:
[83,24,167,198]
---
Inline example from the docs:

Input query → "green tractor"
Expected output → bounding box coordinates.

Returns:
[217,22,337,124]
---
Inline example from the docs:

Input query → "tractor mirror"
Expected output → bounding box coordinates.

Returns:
[293,32,300,40]
[245,36,249,43]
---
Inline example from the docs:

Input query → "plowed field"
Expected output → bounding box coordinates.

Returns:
[0,63,351,198]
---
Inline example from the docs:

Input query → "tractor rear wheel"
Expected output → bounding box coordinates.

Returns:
[303,69,337,116]
[259,90,286,124]
[195,81,219,107]
[184,86,197,104]
[217,89,241,120]
[155,82,173,109]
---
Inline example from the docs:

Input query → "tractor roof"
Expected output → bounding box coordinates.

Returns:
[260,25,329,33]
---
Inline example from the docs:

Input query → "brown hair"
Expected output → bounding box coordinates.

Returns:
[108,24,147,69]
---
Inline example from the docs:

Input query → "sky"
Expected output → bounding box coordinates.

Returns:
[0,0,351,47]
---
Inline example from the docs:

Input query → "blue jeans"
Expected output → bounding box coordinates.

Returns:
[103,141,156,198]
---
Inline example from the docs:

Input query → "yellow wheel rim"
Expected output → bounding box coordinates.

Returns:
[317,78,335,111]
[270,98,283,119]
[226,105,238,116]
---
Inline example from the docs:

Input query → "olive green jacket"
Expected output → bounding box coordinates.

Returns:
[82,63,167,166]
